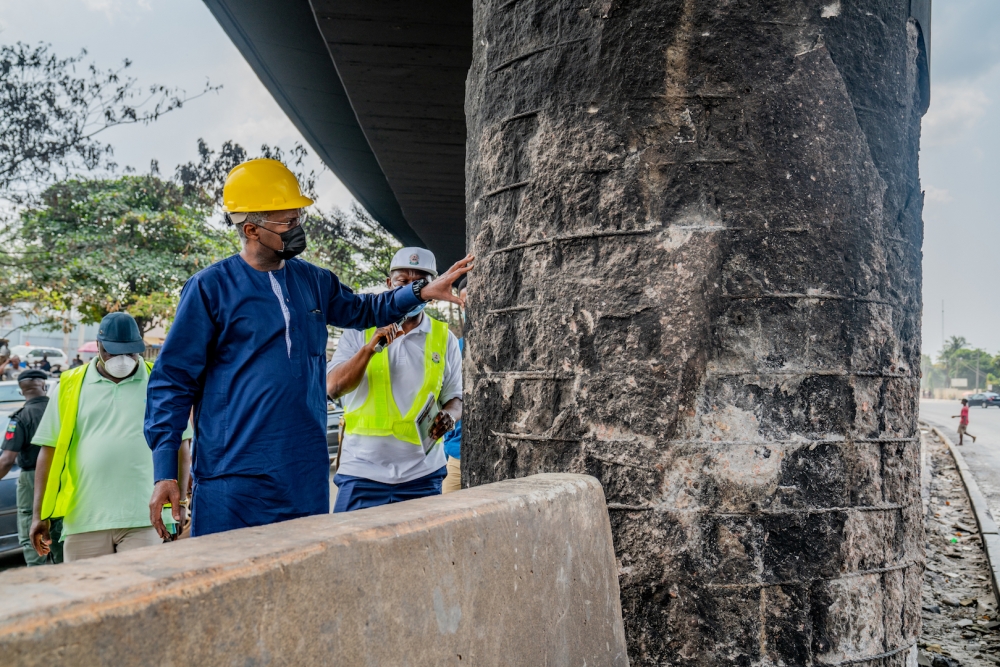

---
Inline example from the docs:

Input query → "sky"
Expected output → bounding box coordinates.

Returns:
[0,1,996,357]
[0,0,355,209]
[920,1,1000,357]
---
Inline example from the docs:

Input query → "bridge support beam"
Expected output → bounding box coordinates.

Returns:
[465,1,927,664]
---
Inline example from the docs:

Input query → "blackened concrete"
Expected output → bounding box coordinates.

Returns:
[464,1,926,664]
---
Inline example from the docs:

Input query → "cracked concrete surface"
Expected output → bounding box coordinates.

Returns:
[465,1,927,663]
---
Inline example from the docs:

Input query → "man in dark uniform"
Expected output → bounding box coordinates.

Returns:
[0,369,63,565]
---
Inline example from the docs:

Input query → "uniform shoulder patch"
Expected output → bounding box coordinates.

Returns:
[4,419,16,440]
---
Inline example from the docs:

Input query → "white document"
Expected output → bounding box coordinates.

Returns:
[414,392,440,456]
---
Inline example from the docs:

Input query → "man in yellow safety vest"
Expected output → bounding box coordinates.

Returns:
[29,312,190,561]
[327,247,463,511]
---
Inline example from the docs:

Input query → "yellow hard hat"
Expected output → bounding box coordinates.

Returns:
[222,158,315,213]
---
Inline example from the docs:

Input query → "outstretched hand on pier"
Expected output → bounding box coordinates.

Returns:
[419,254,474,306]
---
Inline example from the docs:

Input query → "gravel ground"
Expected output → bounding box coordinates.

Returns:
[920,428,1000,666]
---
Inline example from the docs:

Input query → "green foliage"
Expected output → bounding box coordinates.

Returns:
[301,203,401,291]
[921,354,947,391]
[925,337,1000,391]
[425,303,465,339]
[175,139,395,292]
[175,138,317,204]
[1,175,235,332]
[941,336,968,359]
[0,129,407,336]
[0,42,217,203]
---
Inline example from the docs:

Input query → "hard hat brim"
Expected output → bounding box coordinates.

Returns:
[223,194,315,213]
[389,264,438,278]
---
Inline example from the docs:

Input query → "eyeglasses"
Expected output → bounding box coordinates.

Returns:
[260,212,308,228]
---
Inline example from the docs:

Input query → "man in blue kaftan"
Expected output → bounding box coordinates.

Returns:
[144,159,471,537]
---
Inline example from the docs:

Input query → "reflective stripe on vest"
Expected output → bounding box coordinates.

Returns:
[41,359,153,520]
[343,318,449,445]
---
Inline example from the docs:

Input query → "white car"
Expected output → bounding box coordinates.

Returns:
[8,345,69,372]
[0,378,59,421]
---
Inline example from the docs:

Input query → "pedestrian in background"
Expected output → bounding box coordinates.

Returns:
[327,247,463,511]
[29,313,187,562]
[1,355,20,381]
[0,370,63,565]
[145,160,471,537]
[953,398,977,445]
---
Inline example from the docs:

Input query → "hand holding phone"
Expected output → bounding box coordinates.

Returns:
[370,321,403,353]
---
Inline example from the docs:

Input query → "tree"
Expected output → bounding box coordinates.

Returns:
[301,204,400,290]
[0,42,217,202]
[177,139,399,291]
[936,338,1000,391]
[1,119,403,337]
[941,335,968,360]
[175,138,317,204]
[2,175,234,333]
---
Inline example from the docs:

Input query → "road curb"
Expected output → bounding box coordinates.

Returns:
[923,421,1000,603]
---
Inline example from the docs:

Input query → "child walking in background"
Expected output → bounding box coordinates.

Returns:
[953,398,977,445]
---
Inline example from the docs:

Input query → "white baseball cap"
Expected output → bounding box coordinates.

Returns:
[389,247,438,278]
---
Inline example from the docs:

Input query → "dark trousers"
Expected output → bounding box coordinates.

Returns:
[17,468,63,565]
[332,466,447,513]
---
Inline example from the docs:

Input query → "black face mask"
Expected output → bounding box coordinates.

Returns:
[258,223,307,260]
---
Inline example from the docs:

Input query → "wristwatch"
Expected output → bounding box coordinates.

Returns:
[411,278,429,302]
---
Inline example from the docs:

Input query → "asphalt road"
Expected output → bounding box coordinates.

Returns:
[920,398,1000,522]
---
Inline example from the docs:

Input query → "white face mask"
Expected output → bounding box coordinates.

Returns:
[102,354,138,378]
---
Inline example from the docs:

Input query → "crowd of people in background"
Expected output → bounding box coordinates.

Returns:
[0,337,85,381]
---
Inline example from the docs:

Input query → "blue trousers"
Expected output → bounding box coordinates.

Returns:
[332,466,447,513]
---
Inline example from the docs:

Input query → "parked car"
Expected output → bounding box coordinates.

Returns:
[0,379,58,422]
[0,378,58,557]
[966,393,986,407]
[327,399,344,463]
[0,465,18,557]
[966,392,1000,408]
[8,345,69,373]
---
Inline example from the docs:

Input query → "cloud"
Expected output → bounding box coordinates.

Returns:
[924,186,953,204]
[81,0,151,21]
[923,84,990,147]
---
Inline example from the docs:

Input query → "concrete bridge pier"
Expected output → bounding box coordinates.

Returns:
[464,1,928,664]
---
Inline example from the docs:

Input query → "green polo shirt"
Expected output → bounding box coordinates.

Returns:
[32,358,177,537]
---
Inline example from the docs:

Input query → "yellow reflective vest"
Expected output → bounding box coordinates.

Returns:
[40,360,153,520]
[343,317,449,445]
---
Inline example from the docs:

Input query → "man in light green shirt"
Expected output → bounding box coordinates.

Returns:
[29,313,189,562]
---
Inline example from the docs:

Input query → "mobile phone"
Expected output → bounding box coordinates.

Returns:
[374,320,404,353]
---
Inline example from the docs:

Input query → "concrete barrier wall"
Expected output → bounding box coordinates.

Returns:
[0,474,627,667]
